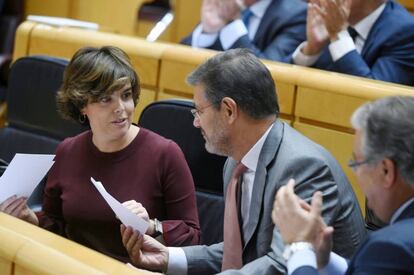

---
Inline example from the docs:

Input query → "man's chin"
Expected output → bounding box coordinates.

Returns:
[205,143,227,157]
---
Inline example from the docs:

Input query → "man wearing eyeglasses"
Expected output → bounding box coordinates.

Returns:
[273,96,414,274]
[120,48,365,274]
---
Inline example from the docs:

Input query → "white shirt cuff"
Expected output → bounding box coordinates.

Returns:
[167,247,188,275]
[219,19,248,50]
[292,41,322,66]
[191,24,218,48]
[319,252,348,275]
[328,30,356,62]
[288,247,317,275]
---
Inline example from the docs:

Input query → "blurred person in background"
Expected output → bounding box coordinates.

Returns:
[182,0,307,62]
[290,0,414,86]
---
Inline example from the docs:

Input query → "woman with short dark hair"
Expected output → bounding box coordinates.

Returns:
[0,46,200,262]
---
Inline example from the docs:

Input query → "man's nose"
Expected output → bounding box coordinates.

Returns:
[193,116,200,128]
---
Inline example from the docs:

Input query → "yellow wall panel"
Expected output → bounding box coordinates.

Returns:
[275,82,295,117]
[159,60,196,95]
[159,45,215,94]
[264,61,299,116]
[135,89,157,123]
[399,0,414,12]
[13,21,38,61]
[169,0,202,43]
[296,87,367,128]
[27,25,168,87]
[24,0,71,18]
[157,92,190,101]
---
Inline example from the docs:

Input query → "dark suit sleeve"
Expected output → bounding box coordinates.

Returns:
[180,26,224,51]
[231,20,306,62]
[350,239,414,275]
[331,13,414,86]
[333,43,414,86]
[181,33,192,46]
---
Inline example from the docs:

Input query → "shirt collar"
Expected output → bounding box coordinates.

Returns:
[249,0,272,19]
[241,123,274,172]
[352,3,385,40]
[390,197,414,224]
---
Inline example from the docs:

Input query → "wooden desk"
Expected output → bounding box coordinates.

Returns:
[0,213,153,275]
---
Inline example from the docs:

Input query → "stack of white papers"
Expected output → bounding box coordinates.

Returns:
[0,153,55,202]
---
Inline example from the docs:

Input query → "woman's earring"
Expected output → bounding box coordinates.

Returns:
[79,113,86,124]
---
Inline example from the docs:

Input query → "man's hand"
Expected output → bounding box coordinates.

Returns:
[272,179,334,268]
[313,225,333,268]
[121,225,169,273]
[217,0,242,23]
[201,0,243,33]
[318,0,352,41]
[122,200,156,236]
[272,179,325,243]
[0,195,39,225]
[302,0,330,55]
[201,0,227,33]
[297,196,334,268]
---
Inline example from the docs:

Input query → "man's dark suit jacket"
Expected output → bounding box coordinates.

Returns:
[299,1,414,86]
[292,200,414,275]
[181,0,307,62]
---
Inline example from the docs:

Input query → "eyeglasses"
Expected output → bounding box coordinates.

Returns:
[190,103,215,119]
[348,157,370,172]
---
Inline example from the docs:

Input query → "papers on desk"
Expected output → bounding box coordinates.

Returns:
[0,153,55,202]
[90,177,149,234]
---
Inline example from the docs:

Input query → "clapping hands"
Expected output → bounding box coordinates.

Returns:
[303,0,352,55]
[201,0,243,33]
[272,179,333,268]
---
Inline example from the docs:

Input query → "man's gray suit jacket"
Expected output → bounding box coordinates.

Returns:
[182,120,366,275]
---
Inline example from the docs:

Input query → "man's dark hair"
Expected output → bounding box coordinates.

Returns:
[187,48,279,119]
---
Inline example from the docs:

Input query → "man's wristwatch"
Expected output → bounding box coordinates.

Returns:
[152,218,163,238]
[283,242,314,261]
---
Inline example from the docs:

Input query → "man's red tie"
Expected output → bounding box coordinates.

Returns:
[222,162,248,271]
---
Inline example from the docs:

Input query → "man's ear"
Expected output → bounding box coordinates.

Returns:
[221,97,238,123]
[382,158,397,189]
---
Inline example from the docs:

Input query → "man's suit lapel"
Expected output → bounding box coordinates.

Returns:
[316,1,393,70]
[252,0,277,46]
[395,199,414,222]
[243,120,284,247]
[360,1,392,59]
